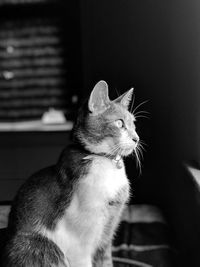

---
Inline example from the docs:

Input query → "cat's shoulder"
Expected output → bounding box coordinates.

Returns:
[57,144,93,173]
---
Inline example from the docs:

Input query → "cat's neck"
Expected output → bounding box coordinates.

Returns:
[69,141,124,169]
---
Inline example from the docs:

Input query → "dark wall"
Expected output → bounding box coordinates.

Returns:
[80,3,200,264]
[81,0,170,164]
[169,0,200,163]
[80,0,200,165]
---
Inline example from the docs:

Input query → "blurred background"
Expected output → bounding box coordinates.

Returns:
[0,0,200,265]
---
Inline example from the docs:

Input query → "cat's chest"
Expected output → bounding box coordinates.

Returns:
[41,156,129,263]
[80,156,129,204]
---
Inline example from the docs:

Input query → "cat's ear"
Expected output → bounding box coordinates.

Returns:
[113,88,134,109]
[88,80,110,115]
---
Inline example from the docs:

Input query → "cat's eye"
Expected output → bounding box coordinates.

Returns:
[115,119,124,128]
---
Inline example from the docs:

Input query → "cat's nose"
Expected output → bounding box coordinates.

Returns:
[132,134,139,145]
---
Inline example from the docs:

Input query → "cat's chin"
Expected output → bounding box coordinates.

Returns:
[120,148,134,157]
[110,147,134,158]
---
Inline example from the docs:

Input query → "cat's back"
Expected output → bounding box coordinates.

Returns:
[8,145,93,232]
[8,165,64,231]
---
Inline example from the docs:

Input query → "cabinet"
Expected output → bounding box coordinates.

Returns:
[0,0,82,201]
[0,131,71,201]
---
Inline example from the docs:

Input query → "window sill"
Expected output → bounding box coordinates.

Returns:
[0,120,73,132]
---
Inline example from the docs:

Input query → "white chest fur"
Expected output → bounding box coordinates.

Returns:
[41,156,129,267]
[81,156,128,203]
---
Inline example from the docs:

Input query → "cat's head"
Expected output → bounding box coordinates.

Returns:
[74,81,140,158]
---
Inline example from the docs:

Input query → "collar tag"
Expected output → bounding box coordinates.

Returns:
[113,155,123,169]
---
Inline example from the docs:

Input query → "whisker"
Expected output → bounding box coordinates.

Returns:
[110,144,121,152]
[115,87,121,97]
[134,115,150,120]
[134,148,142,175]
[132,100,149,115]
[134,110,150,116]
[118,147,123,157]
[130,94,135,113]
[137,147,143,168]
[137,144,144,160]
[137,146,142,162]
[139,141,148,150]
[138,143,146,153]
[107,144,121,158]
[139,139,148,146]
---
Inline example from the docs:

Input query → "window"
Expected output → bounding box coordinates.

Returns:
[0,0,81,124]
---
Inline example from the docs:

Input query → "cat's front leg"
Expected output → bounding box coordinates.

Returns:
[93,243,113,267]
[71,261,92,267]
[69,255,92,267]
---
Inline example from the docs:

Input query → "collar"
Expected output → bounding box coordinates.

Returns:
[71,143,124,169]
[83,153,123,169]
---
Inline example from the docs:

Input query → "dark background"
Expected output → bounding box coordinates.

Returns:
[80,2,200,265]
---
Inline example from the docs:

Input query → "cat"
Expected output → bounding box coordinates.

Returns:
[2,80,140,267]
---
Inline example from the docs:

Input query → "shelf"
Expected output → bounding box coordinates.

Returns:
[0,120,73,132]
